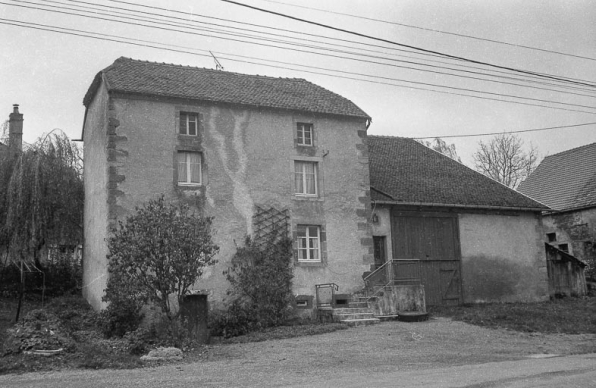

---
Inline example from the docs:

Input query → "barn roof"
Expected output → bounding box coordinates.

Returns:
[518,142,596,211]
[368,136,548,211]
[83,57,370,120]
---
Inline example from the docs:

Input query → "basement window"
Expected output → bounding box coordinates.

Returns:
[546,233,556,242]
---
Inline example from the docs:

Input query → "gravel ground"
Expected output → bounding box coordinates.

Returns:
[176,317,596,385]
[2,317,595,387]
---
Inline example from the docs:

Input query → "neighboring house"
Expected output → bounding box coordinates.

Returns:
[518,142,596,281]
[81,57,373,311]
[368,136,550,305]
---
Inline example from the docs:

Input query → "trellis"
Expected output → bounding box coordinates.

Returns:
[252,205,290,253]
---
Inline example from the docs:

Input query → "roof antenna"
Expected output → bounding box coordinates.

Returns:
[209,51,224,71]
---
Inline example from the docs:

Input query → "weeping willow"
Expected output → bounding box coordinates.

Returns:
[0,130,83,267]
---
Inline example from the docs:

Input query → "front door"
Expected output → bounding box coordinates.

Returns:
[391,210,462,306]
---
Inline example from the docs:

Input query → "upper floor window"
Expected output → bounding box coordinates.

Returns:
[180,112,199,136]
[297,225,321,262]
[177,151,202,185]
[297,123,313,146]
[294,161,317,196]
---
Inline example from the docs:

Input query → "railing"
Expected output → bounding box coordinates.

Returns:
[315,283,339,309]
[363,260,421,297]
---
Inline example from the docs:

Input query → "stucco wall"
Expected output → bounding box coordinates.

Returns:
[542,208,596,278]
[84,90,372,309]
[82,81,110,310]
[459,212,548,303]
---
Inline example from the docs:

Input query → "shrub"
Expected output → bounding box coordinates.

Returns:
[219,232,293,336]
[103,196,219,321]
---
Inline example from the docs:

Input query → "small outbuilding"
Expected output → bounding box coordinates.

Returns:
[368,136,550,306]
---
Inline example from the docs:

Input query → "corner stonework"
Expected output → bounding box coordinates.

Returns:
[106,99,128,225]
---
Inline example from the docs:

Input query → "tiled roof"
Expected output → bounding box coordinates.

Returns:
[83,57,370,119]
[368,136,548,210]
[518,142,596,211]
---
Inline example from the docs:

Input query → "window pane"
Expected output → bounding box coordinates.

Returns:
[180,114,187,135]
[178,153,187,183]
[304,127,312,145]
[305,164,316,194]
[295,162,304,193]
[297,126,304,144]
[189,153,201,183]
[188,115,197,136]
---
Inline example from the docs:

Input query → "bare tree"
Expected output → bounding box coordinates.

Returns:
[417,137,462,162]
[473,133,539,189]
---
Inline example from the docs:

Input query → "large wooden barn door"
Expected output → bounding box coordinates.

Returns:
[391,210,462,306]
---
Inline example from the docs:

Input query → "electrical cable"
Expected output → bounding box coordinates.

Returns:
[2,18,595,116]
[220,0,596,88]
[411,122,596,139]
[6,0,596,103]
[256,0,596,62]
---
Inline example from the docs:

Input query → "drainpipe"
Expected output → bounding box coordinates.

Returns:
[8,104,23,157]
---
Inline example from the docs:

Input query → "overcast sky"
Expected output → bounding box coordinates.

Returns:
[1,0,595,166]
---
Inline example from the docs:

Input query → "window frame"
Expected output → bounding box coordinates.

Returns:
[294,160,318,197]
[179,112,199,136]
[296,122,314,146]
[177,151,202,186]
[297,225,322,262]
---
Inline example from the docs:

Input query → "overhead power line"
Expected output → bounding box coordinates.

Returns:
[2,17,595,117]
[411,122,596,139]
[7,0,596,101]
[220,0,596,88]
[257,0,596,62]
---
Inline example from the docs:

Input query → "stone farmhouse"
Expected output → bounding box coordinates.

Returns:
[81,57,373,310]
[81,57,551,313]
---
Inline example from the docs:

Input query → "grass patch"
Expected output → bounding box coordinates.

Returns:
[221,322,348,344]
[430,296,596,334]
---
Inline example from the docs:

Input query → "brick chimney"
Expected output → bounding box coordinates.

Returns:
[8,104,23,156]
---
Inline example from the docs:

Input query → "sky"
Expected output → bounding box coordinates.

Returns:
[1,0,595,167]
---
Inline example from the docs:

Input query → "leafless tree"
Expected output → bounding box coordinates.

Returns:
[473,133,539,189]
[417,137,462,163]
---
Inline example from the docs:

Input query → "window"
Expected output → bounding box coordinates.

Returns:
[179,112,199,136]
[558,243,569,252]
[546,233,556,242]
[294,161,318,196]
[297,225,321,261]
[177,151,201,185]
[297,123,313,146]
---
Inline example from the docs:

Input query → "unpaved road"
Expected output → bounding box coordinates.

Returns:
[2,317,596,387]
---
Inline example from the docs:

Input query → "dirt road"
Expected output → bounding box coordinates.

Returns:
[2,317,595,387]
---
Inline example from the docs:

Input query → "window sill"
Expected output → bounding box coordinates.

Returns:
[293,195,323,202]
[178,183,202,188]
[296,260,325,267]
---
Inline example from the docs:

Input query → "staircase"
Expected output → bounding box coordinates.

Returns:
[315,283,380,326]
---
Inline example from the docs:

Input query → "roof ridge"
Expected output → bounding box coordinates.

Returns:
[115,56,308,83]
[543,141,596,160]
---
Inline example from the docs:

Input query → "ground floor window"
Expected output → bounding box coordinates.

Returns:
[297,225,321,262]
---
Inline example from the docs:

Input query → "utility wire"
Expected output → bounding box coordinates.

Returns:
[2,18,595,116]
[7,0,596,101]
[220,0,596,88]
[411,122,596,139]
[257,0,596,62]
[106,0,596,89]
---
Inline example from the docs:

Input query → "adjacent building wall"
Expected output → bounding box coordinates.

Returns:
[459,212,549,303]
[542,208,596,279]
[83,87,372,310]
[82,81,110,310]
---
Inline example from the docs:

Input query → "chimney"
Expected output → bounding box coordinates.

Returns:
[8,104,23,156]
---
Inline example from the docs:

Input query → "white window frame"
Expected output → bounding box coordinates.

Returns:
[297,225,321,262]
[294,161,318,196]
[177,151,202,186]
[179,112,199,136]
[297,123,314,146]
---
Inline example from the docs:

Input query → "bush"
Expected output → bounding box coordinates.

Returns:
[103,196,218,321]
[218,233,294,337]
